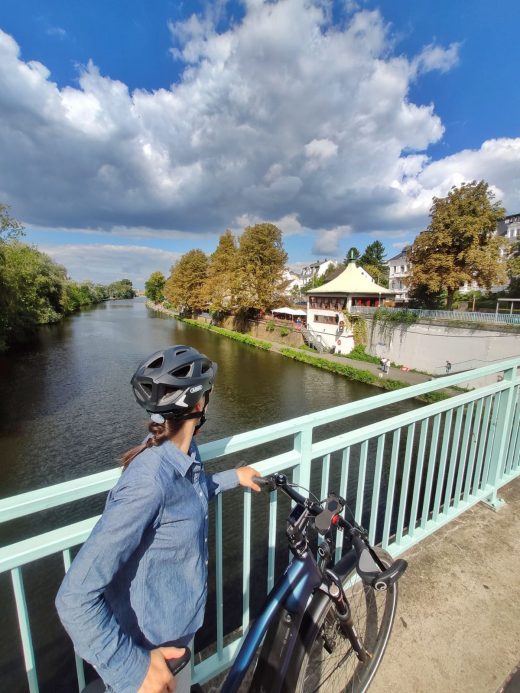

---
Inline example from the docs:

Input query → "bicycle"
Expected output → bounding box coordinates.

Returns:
[170,471,408,693]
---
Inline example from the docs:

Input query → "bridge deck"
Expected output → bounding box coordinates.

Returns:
[372,476,520,693]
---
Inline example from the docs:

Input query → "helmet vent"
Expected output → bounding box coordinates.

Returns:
[148,357,164,369]
[172,364,191,378]
[141,383,152,395]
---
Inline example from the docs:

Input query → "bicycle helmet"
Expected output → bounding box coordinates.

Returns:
[131,345,217,425]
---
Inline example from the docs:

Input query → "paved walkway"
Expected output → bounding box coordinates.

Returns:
[269,340,438,386]
[371,477,520,693]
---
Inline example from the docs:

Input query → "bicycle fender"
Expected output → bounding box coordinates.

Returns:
[281,548,358,692]
[249,552,323,693]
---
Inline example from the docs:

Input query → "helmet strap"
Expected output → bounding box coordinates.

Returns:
[194,390,211,432]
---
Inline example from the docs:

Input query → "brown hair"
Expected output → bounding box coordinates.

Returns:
[120,418,185,470]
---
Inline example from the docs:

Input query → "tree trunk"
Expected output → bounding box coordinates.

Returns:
[446,288,455,311]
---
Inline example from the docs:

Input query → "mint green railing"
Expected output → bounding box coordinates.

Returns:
[350,304,520,325]
[1,358,519,692]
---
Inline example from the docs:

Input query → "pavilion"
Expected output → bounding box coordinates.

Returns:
[305,254,395,353]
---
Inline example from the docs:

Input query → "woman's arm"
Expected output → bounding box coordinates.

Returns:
[56,470,163,693]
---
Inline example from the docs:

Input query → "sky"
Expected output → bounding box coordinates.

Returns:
[0,0,519,288]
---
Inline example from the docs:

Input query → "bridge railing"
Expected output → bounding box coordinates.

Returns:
[1,358,519,691]
[350,305,520,325]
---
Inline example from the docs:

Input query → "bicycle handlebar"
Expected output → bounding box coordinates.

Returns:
[253,473,408,589]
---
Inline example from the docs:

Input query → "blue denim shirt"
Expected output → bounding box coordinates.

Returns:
[55,439,238,693]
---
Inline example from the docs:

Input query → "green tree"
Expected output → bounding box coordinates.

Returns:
[407,181,507,310]
[0,241,67,347]
[107,279,135,299]
[358,241,389,287]
[359,241,386,267]
[164,249,209,315]
[344,247,360,263]
[0,204,24,242]
[202,230,238,314]
[145,271,166,304]
[234,223,288,312]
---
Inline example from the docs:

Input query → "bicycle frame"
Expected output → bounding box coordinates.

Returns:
[220,545,359,693]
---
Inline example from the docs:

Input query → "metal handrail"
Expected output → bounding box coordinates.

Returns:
[1,358,519,691]
[350,305,520,325]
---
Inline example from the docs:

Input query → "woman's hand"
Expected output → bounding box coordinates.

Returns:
[236,466,261,492]
[137,646,185,693]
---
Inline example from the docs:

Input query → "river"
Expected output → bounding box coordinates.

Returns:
[0,299,421,691]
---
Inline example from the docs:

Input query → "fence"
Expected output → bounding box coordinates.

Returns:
[1,358,519,691]
[350,305,520,325]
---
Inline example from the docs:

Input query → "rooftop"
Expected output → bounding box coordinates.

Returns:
[307,259,394,295]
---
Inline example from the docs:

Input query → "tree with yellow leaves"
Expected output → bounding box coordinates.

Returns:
[164,249,208,315]
[407,181,507,310]
[234,223,288,313]
[202,230,238,314]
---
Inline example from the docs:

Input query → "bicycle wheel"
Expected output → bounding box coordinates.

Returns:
[293,549,398,693]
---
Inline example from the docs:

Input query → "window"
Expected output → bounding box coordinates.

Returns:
[313,314,337,325]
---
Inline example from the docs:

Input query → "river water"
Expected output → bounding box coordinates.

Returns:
[0,299,421,691]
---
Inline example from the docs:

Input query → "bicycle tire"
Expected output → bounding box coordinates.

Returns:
[290,548,398,693]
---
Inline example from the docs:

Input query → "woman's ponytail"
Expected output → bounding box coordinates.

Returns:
[120,418,183,469]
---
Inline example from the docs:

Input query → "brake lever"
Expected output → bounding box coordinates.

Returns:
[166,647,191,676]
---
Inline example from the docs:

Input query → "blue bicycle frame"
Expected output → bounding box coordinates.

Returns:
[220,545,358,693]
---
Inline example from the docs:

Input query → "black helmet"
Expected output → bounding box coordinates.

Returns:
[131,345,217,419]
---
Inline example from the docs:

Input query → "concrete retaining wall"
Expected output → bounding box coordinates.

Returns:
[366,318,520,386]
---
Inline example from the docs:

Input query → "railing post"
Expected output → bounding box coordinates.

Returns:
[484,366,517,509]
[293,427,313,492]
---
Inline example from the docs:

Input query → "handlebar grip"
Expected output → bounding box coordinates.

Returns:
[253,476,277,492]
[166,647,191,676]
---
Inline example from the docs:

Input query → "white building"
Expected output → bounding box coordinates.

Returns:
[306,257,395,353]
[299,259,339,286]
[387,248,411,303]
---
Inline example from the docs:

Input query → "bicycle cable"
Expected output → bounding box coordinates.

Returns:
[285,482,321,505]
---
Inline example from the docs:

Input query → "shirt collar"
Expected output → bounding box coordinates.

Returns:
[163,440,199,477]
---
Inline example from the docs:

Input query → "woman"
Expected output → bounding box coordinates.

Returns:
[56,345,260,693]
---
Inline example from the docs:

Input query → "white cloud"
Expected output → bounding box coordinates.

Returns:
[312,225,351,255]
[46,26,67,39]
[40,244,181,287]
[0,1,512,250]
[414,42,460,75]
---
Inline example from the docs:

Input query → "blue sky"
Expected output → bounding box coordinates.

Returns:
[0,0,519,287]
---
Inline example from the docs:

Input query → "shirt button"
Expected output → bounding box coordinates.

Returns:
[205,515,208,520]
[199,491,203,497]
[205,537,208,543]
[205,560,208,565]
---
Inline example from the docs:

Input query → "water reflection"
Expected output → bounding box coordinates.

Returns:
[0,299,422,692]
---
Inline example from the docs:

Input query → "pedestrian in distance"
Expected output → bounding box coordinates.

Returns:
[383,358,390,374]
[446,360,452,374]
[56,345,260,693]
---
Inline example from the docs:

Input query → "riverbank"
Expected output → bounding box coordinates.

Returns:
[147,302,451,402]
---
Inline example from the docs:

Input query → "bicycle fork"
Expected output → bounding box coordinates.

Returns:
[324,569,372,663]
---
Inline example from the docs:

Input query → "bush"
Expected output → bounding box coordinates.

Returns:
[265,320,275,332]
[279,327,289,337]
[345,344,380,364]
[373,308,418,325]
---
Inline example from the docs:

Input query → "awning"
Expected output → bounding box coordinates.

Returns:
[271,307,307,316]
